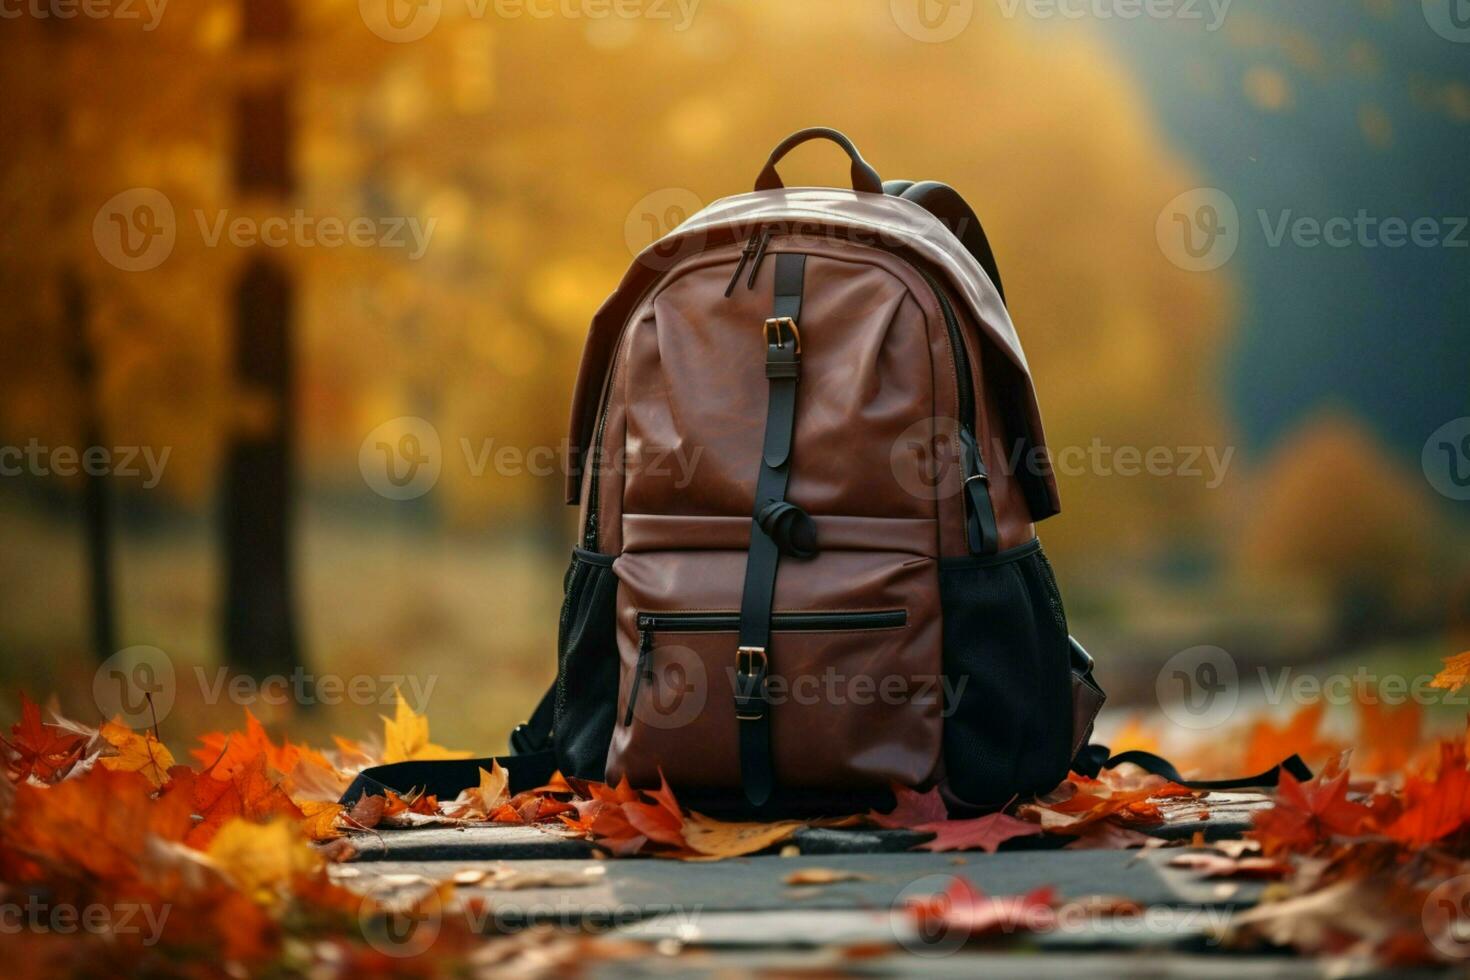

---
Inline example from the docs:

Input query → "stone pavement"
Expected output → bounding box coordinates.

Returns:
[327,795,1447,977]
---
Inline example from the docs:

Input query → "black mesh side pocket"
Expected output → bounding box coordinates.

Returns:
[939,539,1073,806]
[554,548,619,780]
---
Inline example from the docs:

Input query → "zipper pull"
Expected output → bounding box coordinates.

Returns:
[958,425,999,555]
[623,624,654,726]
[725,230,763,297]
[745,230,773,290]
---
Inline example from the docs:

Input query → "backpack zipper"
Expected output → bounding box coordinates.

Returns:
[623,608,907,726]
[637,609,907,633]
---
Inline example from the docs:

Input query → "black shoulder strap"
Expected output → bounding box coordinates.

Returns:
[1071,743,1313,791]
[884,179,1006,305]
[337,685,558,804]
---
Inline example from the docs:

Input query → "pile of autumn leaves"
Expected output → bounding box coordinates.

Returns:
[0,651,1468,973]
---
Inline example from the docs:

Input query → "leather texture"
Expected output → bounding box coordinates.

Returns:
[565,188,1060,525]
[606,545,943,791]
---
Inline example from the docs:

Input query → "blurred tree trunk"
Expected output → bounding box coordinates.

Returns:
[222,259,300,678]
[63,269,117,662]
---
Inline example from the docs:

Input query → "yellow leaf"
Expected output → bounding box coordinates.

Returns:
[677,813,803,861]
[298,800,344,841]
[99,719,176,788]
[381,688,472,764]
[1431,651,1470,693]
[206,817,320,907]
[448,763,510,819]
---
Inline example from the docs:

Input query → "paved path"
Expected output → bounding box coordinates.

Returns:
[321,793,1435,976]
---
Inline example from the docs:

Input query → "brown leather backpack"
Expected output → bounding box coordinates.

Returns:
[343,129,1111,817]
[547,128,1105,812]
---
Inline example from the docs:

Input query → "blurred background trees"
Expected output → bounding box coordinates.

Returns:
[0,0,1464,745]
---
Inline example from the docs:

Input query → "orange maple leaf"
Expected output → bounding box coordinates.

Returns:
[175,754,304,849]
[1250,768,1372,854]
[621,772,686,848]
[1431,651,1470,693]
[6,767,194,881]
[192,708,300,779]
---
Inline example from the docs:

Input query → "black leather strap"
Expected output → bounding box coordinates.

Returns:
[754,128,883,195]
[338,685,558,805]
[1071,743,1313,791]
[733,252,807,808]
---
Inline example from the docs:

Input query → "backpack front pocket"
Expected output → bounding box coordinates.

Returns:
[606,543,943,793]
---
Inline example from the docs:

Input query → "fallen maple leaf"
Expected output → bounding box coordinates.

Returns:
[678,813,804,860]
[1430,651,1470,693]
[907,876,1056,942]
[297,800,344,841]
[381,688,472,763]
[448,763,511,819]
[5,767,195,881]
[1382,743,1470,847]
[1250,768,1373,855]
[1022,765,1192,833]
[621,771,686,848]
[206,817,321,908]
[99,719,175,789]
[868,783,948,829]
[3,693,88,783]
[178,754,304,849]
[912,811,1044,853]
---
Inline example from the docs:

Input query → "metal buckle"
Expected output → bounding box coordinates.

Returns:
[763,317,801,354]
[736,646,768,677]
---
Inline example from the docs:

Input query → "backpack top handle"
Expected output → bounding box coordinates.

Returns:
[754,127,884,195]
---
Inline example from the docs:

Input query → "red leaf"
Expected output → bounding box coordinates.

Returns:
[1381,743,1470,846]
[1250,768,1373,854]
[3,693,88,784]
[912,811,1044,853]
[908,877,1056,940]
[868,783,948,829]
